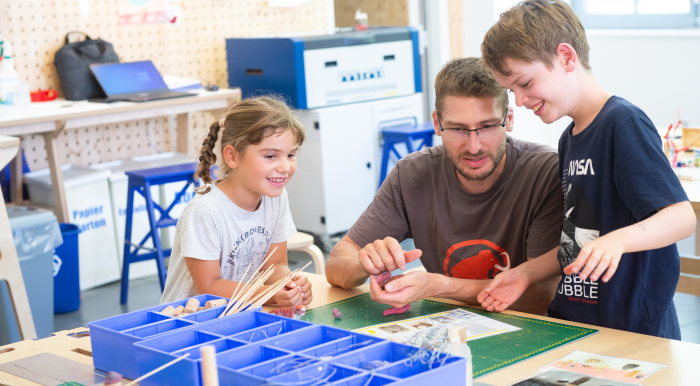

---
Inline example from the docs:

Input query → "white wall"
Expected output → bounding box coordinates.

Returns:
[460,0,700,149]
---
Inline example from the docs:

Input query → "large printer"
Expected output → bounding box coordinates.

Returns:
[226,27,425,237]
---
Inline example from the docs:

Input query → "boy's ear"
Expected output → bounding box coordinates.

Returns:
[222,144,239,169]
[556,43,578,73]
[506,107,514,133]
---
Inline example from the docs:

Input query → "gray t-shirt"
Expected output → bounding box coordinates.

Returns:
[160,184,297,304]
[348,137,563,279]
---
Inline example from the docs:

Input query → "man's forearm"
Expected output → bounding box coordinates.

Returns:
[432,274,490,304]
[326,236,369,289]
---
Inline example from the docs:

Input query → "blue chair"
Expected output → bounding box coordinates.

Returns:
[121,163,197,304]
[379,122,435,188]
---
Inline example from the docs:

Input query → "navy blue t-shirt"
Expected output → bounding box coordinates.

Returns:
[547,96,688,339]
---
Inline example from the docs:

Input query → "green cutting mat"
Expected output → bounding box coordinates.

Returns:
[304,293,597,378]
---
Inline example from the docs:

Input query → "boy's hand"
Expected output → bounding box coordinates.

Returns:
[476,269,529,312]
[292,274,313,306]
[564,234,624,282]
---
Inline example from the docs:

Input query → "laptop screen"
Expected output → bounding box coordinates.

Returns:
[91,61,169,96]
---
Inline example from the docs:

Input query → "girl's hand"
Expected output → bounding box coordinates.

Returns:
[272,279,302,307]
[293,275,313,306]
[564,235,624,282]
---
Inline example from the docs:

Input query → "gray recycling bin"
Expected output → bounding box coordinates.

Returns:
[0,206,62,344]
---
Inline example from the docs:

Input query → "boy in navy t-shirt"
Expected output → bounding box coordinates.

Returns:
[476,0,696,339]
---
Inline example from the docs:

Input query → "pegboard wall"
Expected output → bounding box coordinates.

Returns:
[0,0,329,171]
[334,0,409,28]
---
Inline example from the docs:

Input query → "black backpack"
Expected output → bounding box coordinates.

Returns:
[54,32,119,101]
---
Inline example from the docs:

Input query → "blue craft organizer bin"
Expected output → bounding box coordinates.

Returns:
[88,294,257,379]
[130,310,468,386]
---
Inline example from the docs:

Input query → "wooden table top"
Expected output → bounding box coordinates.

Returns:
[0,89,241,128]
[1,273,699,385]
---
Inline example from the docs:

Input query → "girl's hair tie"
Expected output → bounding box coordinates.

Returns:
[219,117,226,127]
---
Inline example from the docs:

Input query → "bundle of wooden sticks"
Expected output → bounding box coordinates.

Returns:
[217,247,311,318]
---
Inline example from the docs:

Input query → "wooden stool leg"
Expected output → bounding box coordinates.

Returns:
[0,193,37,340]
[300,244,325,275]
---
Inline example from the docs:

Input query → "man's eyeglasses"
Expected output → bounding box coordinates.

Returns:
[437,111,508,141]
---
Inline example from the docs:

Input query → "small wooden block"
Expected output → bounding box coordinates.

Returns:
[448,326,467,344]
[184,298,200,313]
[160,306,177,316]
[205,299,228,309]
[683,128,700,148]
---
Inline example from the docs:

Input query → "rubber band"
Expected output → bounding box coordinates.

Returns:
[249,329,269,342]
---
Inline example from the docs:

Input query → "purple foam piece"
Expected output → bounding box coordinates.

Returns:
[104,371,122,385]
[332,307,342,319]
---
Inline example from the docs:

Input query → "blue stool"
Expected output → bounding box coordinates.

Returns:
[121,163,197,304]
[379,122,435,187]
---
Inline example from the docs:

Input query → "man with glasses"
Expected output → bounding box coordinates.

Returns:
[325,58,564,315]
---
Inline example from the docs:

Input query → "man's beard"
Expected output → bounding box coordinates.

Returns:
[447,138,507,182]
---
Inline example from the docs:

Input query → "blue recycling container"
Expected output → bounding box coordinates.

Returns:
[54,223,80,313]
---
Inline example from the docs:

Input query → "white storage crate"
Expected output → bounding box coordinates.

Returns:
[24,164,120,290]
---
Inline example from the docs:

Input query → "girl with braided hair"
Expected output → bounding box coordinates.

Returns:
[160,96,312,307]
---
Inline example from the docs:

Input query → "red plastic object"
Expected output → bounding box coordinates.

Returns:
[30,89,57,102]
[383,303,410,316]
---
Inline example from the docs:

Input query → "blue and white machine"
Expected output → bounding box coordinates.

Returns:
[226,27,426,236]
[226,27,421,108]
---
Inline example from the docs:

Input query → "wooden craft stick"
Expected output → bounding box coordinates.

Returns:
[226,268,276,316]
[183,298,200,314]
[229,262,278,313]
[245,266,299,307]
[160,306,176,316]
[230,249,277,305]
[219,263,253,318]
[200,345,220,386]
[218,246,279,318]
[248,262,312,310]
[205,299,228,309]
[123,353,191,386]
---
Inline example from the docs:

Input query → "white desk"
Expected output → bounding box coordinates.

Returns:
[0,89,241,222]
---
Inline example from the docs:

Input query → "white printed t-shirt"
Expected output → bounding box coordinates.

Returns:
[160,184,296,304]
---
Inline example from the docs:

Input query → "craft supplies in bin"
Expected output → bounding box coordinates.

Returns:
[24,164,120,290]
[88,293,254,380]
[90,159,160,280]
[128,310,467,386]
[0,206,62,344]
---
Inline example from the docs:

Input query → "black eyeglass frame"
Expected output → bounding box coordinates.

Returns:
[437,110,508,139]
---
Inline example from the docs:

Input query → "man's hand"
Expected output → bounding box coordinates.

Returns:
[369,271,437,308]
[476,269,530,312]
[564,234,624,283]
[359,236,422,275]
